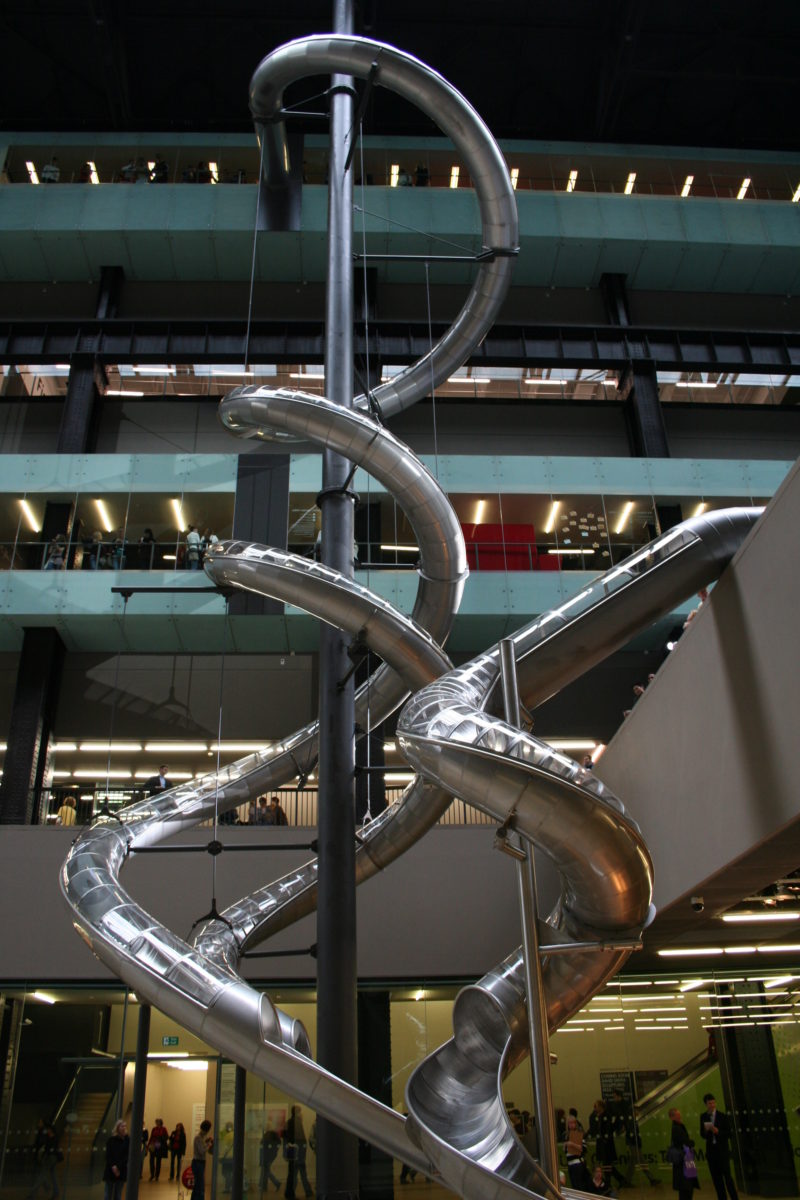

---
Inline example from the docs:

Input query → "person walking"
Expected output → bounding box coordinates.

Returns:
[147,1118,168,1181]
[191,1120,213,1200]
[103,1120,129,1200]
[26,1122,61,1200]
[700,1093,739,1200]
[283,1106,312,1199]
[260,1123,281,1193]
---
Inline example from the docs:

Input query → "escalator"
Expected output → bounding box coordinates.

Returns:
[634,1047,718,1123]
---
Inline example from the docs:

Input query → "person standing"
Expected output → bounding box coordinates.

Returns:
[145,764,169,796]
[700,1093,739,1200]
[269,796,288,826]
[592,1100,626,1190]
[260,1123,281,1192]
[564,1113,592,1190]
[168,1122,187,1182]
[185,525,202,570]
[191,1120,213,1200]
[147,1118,168,1181]
[103,1120,129,1200]
[668,1108,699,1200]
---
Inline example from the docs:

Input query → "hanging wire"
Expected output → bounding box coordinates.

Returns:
[353,203,475,254]
[210,597,230,899]
[357,139,374,829]
[244,137,267,371]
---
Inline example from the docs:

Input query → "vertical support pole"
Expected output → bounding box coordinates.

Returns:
[316,4,358,1199]
[231,1065,246,1200]
[623,362,670,458]
[126,1003,151,1200]
[115,990,130,1121]
[498,639,560,1191]
[0,627,65,825]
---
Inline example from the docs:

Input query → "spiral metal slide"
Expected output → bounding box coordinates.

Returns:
[61,33,763,1200]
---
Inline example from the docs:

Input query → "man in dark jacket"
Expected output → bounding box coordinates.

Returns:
[700,1093,739,1200]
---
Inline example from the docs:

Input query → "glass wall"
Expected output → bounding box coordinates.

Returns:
[2,971,799,1198]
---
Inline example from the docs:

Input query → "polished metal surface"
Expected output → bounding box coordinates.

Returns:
[61,29,762,1200]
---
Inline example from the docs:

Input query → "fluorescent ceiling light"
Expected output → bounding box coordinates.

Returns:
[758,943,800,952]
[134,770,192,779]
[543,500,561,534]
[624,172,636,195]
[289,372,325,380]
[447,375,493,384]
[792,184,800,203]
[26,161,40,185]
[566,169,578,192]
[724,946,757,954]
[764,976,795,988]
[692,502,708,518]
[132,366,175,375]
[209,162,218,184]
[53,742,78,752]
[144,742,208,753]
[51,770,72,778]
[681,175,694,197]
[546,548,595,556]
[380,544,419,552]
[390,164,399,187]
[31,991,57,1004]
[171,499,186,532]
[722,911,800,923]
[211,369,254,377]
[18,499,41,533]
[614,501,634,534]
[675,380,717,389]
[94,499,113,533]
[607,980,652,988]
[524,376,566,386]
[166,1060,209,1071]
[148,1051,189,1059]
[105,390,145,397]
[510,168,519,190]
[209,742,268,752]
[383,741,396,752]
[737,177,751,200]
[474,499,485,524]
[659,948,724,957]
[385,772,415,782]
[449,166,460,189]
[80,742,142,753]
[73,769,132,779]
[87,161,100,185]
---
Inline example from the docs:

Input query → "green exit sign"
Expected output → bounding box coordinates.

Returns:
[162,1036,179,1046]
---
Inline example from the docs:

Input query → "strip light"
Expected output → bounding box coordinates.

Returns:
[106,390,145,397]
[171,499,186,532]
[289,372,325,381]
[546,548,595,556]
[567,170,578,193]
[614,501,634,534]
[737,177,751,200]
[26,161,41,185]
[681,175,694,198]
[793,184,800,204]
[675,380,717,389]
[209,162,219,184]
[449,166,460,189]
[722,911,800,923]
[94,499,113,533]
[31,991,57,1005]
[87,161,100,185]
[543,500,561,533]
[692,502,708,518]
[380,544,419,552]
[144,742,208,753]
[624,172,636,195]
[80,742,142,753]
[19,499,41,533]
[524,376,566,386]
[510,167,519,190]
[390,164,399,187]
[474,499,485,524]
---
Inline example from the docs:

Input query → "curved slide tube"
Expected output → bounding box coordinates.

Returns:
[60,29,763,1200]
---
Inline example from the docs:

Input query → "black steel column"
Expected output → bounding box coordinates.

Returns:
[57,353,105,453]
[126,1003,151,1200]
[316,2,358,1198]
[623,362,670,458]
[231,1065,247,1200]
[0,627,65,824]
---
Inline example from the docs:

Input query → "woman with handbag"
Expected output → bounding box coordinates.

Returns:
[564,1114,593,1190]
[668,1108,700,1200]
